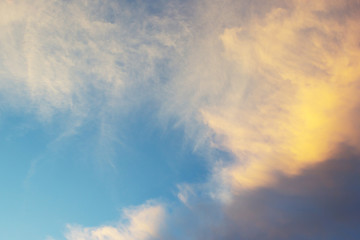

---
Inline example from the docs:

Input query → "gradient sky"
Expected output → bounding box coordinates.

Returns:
[1,0,360,240]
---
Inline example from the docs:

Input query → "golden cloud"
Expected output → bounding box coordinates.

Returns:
[202,0,360,190]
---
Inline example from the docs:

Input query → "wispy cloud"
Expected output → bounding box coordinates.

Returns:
[0,0,190,169]
[0,0,188,122]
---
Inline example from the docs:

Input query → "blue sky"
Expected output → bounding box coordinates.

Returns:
[0,103,208,239]
[1,0,360,239]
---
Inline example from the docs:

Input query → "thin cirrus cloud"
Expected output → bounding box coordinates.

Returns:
[0,0,187,122]
[1,0,120,119]
[0,0,190,168]
[1,0,360,239]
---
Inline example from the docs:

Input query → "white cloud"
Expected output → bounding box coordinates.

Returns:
[65,201,165,240]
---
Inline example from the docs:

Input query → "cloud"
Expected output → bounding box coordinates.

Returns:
[3,0,360,239]
[153,0,360,239]
[0,0,188,122]
[161,0,360,192]
[210,4,360,189]
[213,145,360,240]
[1,0,117,119]
[65,201,165,240]
[0,0,191,170]
[192,146,360,240]
[83,145,359,240]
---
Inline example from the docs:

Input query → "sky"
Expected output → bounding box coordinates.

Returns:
[1,0,360,239]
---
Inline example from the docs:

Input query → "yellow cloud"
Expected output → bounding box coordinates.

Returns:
[203,1,360,190]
